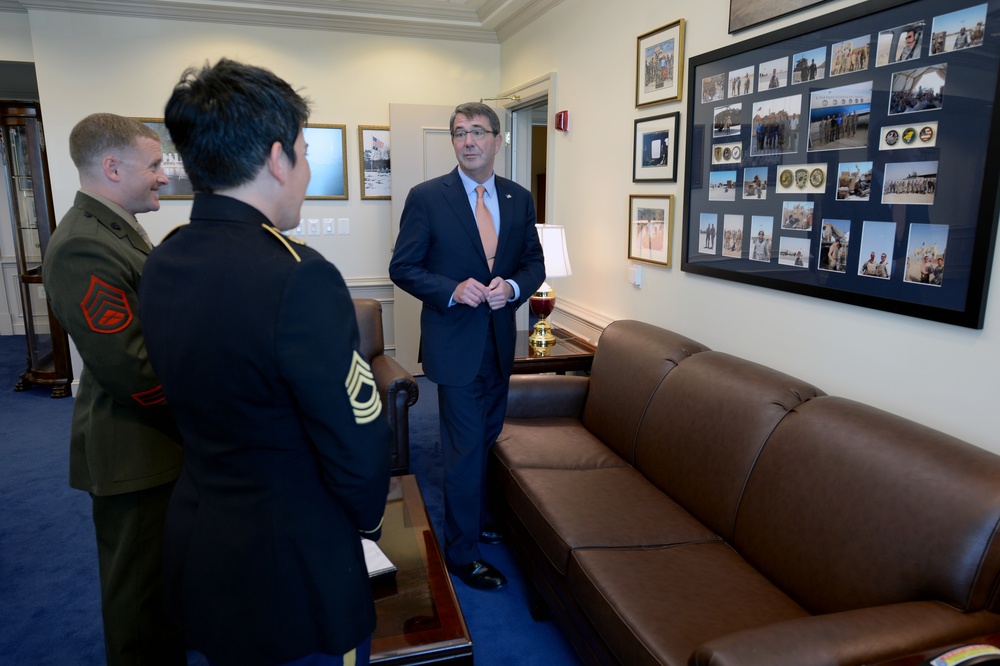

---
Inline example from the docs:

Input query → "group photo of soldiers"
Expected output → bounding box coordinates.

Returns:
[749,94,802,156]
[882,160,938,205]
[830,35,870,75]
[888,65,946,115]
[643,39,677,94]
[807,83,871,151]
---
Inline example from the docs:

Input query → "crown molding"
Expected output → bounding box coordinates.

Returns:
[4,0,564,43]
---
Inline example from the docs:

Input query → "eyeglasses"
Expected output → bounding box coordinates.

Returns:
[451,128,494,142]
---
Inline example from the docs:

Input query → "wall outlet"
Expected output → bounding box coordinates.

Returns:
[628,264,643,287]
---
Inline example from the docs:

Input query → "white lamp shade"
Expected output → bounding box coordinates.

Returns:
[536,224,572,278]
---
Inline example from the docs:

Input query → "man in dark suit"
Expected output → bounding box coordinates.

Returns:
[389,102,545,590]
[139,58,391,666]
[43,113,186,665]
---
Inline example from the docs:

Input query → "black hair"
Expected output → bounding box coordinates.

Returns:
[164,58,311,192]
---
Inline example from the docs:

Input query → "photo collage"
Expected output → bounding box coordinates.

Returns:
[690,1,988,295]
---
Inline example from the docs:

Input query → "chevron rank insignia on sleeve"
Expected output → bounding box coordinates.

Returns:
[345,350,382,424]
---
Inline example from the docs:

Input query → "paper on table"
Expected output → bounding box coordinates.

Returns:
[362,538,396,578]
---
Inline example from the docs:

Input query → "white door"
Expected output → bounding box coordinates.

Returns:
[389,103,457,376]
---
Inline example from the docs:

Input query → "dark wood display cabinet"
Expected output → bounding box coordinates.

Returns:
[2,103,72,397]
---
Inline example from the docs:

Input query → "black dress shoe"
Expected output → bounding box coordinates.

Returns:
[448,560,508,590]
[480,524,505,544]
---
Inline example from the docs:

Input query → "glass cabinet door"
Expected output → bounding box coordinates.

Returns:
[2,103,71,397]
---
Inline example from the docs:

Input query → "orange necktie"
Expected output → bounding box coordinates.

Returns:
[476,185,497,271]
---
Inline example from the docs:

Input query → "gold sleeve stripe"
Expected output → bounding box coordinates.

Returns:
[360,516,384,535]
[261,224,301,262]
[345,350,382,424]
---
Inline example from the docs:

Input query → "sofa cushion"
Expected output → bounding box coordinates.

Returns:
[492,417,629,499]
[634,351,824,541]
[735,395,1000,615]
[507,466,720,575]
[581,320,709,464]
[569,542,809,666]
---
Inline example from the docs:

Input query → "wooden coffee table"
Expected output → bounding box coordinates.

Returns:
[371,475,472,664]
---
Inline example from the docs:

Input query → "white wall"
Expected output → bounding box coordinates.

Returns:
[0,11,33,61]
[500,0,1000,453]
[24,9,500,278]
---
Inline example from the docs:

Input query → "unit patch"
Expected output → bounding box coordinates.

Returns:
[81,275,133,333]
[345,350,382,425]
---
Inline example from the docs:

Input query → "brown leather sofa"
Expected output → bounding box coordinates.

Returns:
[490,319,1000,666]
[353,298,418,475]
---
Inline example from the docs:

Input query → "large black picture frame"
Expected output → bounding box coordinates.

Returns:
[683,0,1000,329]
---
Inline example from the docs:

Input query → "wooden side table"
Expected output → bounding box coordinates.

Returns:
[512,327,596,374]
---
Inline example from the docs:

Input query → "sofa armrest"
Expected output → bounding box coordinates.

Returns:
[370,354,419,475]
[690,602,1000,666]
[505,374,589,419]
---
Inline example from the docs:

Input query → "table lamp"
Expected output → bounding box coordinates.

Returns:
[529,224,572,348]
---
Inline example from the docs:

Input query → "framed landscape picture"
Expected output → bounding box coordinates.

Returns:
[303,124,348,200]
[729,0,833,33]
[629,194,674,267]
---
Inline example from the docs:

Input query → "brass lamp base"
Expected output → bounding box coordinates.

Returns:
[528,282,557,349]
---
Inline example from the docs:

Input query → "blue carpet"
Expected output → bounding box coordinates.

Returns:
[0,334,581,665]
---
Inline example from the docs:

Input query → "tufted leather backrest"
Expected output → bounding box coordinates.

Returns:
[634,351,824,541]
[735,396,1000,615]
[581,320,709,464]
[353,298,385,363]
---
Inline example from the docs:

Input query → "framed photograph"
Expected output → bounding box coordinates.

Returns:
[303,124,348,200]
[730,0,833,34]
[134,118,193,199]
[636,19,686,108]
[358,125,390,200]
[628,194,674,267]
[633,112,680,182]
[682,0,1000,329]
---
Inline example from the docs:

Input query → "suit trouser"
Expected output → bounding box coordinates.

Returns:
[91,481,186,666]
[437,326,508,566]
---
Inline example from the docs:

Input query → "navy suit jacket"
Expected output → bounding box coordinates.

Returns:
[139,195,392,664]
[390,167,545,386]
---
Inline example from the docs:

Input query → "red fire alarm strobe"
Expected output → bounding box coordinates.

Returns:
[555,110,569,131]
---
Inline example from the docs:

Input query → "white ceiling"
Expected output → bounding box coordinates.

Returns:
[0,0,564,42]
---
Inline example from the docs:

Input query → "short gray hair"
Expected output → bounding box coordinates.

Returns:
[450,102,501,135]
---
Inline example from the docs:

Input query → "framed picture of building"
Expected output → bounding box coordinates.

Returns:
[358,125,390,200]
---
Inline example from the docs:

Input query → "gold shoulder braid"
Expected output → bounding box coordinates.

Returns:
[161,223,189,242]
[261,224,303,262]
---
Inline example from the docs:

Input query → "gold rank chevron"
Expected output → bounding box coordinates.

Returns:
[345,350,382,424]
